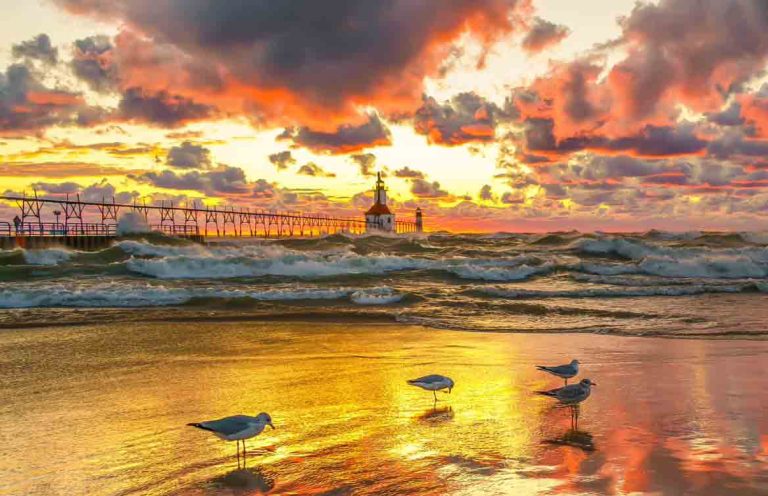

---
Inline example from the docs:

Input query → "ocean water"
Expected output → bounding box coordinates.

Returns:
[2,231,768,337]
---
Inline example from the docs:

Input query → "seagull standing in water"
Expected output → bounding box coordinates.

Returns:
[407,374,454,401]
[537,378,596,404]
[536,359,579,385]
[188,413,274,466]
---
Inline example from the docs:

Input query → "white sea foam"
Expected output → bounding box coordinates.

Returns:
[350,287,404,305]
[22,248,74,266]
[449,263,550,281]
[573,237,768,279]
[120,240,549,280]
[125,250,432,279]
[0,282,358,308]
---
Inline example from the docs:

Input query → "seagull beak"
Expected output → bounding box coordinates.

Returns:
[591,382,597,386]
[268,422,275,429]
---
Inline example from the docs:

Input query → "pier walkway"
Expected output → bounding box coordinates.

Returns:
[0,192,420,250]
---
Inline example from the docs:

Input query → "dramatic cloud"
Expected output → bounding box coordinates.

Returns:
[393,167,425,179]
[282,114,391,153]
[166,141,211,169]
[411,178,450,198]
[350,153,377,176]
[414,93,514,145]
[268,150,295,170]
[523,118,707,159]
[12,34,58,65]
[479,184,495,201]
[71,35,118,92]
[133,165,249,195]
[118,87,215,127]
[609,0,768,125]
[296,162,335,178]
[52,0,528,125]
[0,63,99,132]
[33,178,138,202]
[521,17,569,54]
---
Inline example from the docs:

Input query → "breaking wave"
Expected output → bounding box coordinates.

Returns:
[4,232,768,338]
[0,282,406,309]
[474,283,761,299]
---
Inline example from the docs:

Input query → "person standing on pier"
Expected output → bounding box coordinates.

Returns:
[13,215,20,234]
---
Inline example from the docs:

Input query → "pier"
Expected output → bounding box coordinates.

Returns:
[0,190,421,250]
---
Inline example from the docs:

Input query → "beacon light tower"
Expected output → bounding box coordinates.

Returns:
[415,207,423,233]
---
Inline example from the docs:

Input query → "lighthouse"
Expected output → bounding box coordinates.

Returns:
[365,172,395,232]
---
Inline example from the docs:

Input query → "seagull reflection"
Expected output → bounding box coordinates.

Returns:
[207,467,275,493]
[417,404,454,423]
[542,405,595,452]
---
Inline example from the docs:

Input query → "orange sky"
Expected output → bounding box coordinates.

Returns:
[2,0,768,232]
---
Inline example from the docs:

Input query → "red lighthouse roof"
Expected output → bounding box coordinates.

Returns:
[366,203,392,215]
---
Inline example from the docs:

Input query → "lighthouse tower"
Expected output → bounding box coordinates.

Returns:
[365,172,395,232]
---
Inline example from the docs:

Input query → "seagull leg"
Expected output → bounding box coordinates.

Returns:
[574,405,580,430]
[236,440,240,468]
[243,441,247,467]
[564,378,568,386]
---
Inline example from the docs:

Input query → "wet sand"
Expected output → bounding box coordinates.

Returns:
[0,321,766,495]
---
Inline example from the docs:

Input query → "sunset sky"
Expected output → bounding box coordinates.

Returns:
[2,0,768,232]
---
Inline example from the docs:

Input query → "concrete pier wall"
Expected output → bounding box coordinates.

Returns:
[0,234,205,250]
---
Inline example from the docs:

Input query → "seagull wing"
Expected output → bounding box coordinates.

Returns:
[191,416,251,435]
[408,374,446,384]
[555,384,585,400]
[537,364,575,375]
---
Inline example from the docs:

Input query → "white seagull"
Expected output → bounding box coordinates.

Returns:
[407,374,454,401]
[537,378,596,404]
[536,359,580,385]
[188,412,274,464]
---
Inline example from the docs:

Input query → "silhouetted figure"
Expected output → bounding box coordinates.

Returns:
[13,215,21,234]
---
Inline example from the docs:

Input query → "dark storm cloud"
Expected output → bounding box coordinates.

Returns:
[12,34,58,65]
[707,132,768,159]
[610,0,768,120]
[0,63,100,132]
[707,102,744,127]
[284,114,391,153]
[521,17,569,54]
[166,141,212,169]
[414,93,515,145]
[53,0,525,117]
[133,165,249,194]
[118,87,215,127]
[524,118,707,157]
[71,35,118,92]
[268,150,296,170]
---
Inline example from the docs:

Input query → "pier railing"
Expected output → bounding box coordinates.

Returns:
[0,193,419,238]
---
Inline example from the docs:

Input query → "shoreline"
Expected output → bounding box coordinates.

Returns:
[2,320,767,495]
[1,305,767,340]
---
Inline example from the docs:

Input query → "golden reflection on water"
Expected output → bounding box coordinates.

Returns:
[0,322,767,495]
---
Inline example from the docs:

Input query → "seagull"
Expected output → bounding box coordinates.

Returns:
[407,374,454,401]
[536,359,580,385]
[537,378,596,404]
[188,412,274,465]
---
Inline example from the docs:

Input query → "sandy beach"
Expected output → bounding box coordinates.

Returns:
[0,320,766,495]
